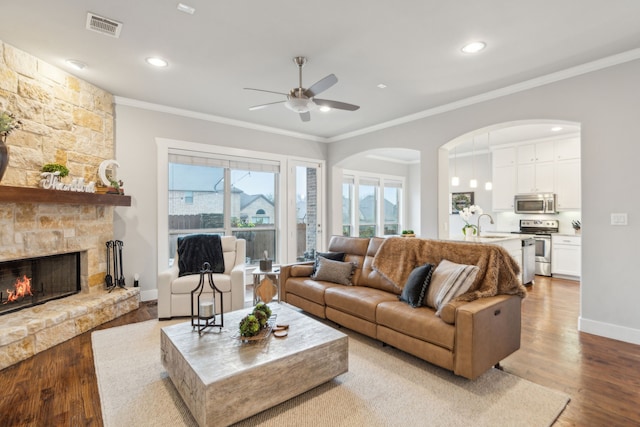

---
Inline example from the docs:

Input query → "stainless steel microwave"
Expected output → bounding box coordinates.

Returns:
[514,193,557,214]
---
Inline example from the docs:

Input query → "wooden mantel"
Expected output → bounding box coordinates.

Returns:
[0,185,131,206]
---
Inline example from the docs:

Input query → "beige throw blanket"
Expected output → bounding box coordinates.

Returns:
[372,237,526,302]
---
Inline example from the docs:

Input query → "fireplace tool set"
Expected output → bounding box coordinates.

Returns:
[105,240,126,292]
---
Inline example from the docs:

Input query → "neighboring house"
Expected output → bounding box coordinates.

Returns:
[168,163,275,227]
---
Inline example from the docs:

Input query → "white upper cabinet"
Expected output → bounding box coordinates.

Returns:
[555,137,580,161]
[556,159,581,210]
[492,147,516,167]
[517,141,555,164]
[492,164,516,210]
[491,136,581,211]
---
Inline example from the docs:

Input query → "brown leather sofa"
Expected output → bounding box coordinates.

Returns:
[280,236,524,380]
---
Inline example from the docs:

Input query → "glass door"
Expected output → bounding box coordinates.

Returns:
[288,161,324,263]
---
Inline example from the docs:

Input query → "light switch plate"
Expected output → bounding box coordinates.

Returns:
[611,213,628,226]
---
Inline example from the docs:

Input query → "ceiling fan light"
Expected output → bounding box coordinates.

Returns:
[285,97,313,113]
[319,105,331,112]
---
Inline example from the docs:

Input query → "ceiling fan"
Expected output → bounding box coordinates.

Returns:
[244,56,360,122]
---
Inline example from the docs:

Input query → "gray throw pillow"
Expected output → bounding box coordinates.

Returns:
[311,256,356,285]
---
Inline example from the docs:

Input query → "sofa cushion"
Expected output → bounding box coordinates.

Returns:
[359,237,398,293]
[311,257,356,285]
[177,234,225,277]
[325,286,398,322]
[399,263,434,308]
[285,277,340,305]
[312,251,346,275]
[376,301,455,350]
[425,259,479,315]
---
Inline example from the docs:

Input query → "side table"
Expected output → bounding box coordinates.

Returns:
[252,267,281,304]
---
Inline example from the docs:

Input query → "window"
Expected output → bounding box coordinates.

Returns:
[358,178,378,238]
[168,151,279,266]
[383,180,402,235]
[342,172,405,238]
[342,176,354,236]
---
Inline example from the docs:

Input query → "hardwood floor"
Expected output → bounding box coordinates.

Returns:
[1,278,639,426]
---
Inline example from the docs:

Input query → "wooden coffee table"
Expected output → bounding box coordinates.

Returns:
[160,304,348,426]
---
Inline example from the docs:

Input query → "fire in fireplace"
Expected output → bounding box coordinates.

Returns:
[0,252,81,316]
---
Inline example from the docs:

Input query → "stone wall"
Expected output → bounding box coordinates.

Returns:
[0,40,115,291]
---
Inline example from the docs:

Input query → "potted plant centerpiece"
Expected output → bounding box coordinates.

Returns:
[401,229,415,237]
[460,205,483,238]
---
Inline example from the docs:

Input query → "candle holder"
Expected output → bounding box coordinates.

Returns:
[191,262,224,335]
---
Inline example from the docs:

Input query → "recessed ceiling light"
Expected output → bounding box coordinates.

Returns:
[319,106,331,112]
[146,57,168,67]
[461,41,486,54]
[377,83,387,89]
[551,126,563,132]
[65,59,86,70]
[177,3,196,14]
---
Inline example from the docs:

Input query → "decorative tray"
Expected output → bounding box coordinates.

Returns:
[236,314,277,342]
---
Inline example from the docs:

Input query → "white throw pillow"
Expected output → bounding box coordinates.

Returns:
[425,259,479,315]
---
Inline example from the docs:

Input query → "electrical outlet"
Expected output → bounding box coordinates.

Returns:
[611,213,628,226]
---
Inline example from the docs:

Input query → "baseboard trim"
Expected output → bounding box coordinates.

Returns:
[579,316,640,345]
[139,288,158,302]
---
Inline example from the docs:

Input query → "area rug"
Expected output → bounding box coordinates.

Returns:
[92,319,569,427]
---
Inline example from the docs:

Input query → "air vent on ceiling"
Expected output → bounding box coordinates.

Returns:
[86,12,123,38]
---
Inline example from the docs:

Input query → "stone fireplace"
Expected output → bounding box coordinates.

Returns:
[0,41,139,370]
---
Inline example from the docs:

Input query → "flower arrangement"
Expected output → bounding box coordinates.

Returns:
[459,205,483,236]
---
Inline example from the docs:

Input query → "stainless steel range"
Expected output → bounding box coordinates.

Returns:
[511,219,559,276]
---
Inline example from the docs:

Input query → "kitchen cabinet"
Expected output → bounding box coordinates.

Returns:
[555,159,581,210]
[517,141,555,164]
[517,162,555,193]
[552,235,581,279]
[555,137,580,161]
[492,147,516,167]
[492,164,516,210]
[516,141,555,193]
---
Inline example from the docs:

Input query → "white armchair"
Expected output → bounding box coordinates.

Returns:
[158,236,246,319]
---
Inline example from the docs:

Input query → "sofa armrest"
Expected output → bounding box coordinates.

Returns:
[453,295,522,379]
[229,263,246,311]
[157,266,179,319]
[279,261,314,302]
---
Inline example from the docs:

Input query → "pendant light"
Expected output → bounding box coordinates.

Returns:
[469,136,477,188]
[451,147,460,186]
[485,132,493,191]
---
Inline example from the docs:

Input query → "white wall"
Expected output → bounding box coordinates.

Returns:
[326,59,640,345]
[114,103,326,301]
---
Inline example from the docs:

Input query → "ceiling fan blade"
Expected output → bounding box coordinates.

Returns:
[304,74,338,98]
[244,87,289,96]
[249,100,286,111]
[299,111,311,122]
[313,98,360,111]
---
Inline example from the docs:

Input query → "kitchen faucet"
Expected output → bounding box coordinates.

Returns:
[476,214,494,236]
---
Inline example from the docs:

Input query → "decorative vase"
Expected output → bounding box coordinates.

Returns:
[463,226,477,239]
[0,135,8,183]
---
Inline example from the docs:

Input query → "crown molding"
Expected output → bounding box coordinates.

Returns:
[327,48,640,143]
[113,97,325,143]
